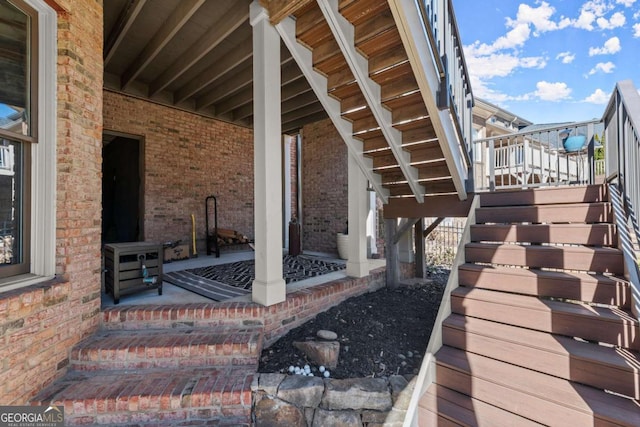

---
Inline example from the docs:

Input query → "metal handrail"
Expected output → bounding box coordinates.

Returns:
[603,80,640,225]
[419,0,474,163]
[609,184,640,320]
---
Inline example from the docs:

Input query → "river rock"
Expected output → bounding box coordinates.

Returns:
[277,374,324,407]
[317,329,338,340]
[321,378,392,411]
[312,409,363,427]
[254,396,306,427]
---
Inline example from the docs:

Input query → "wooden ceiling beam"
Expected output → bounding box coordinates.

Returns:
[281,90,317,114]
[281,101,324,124]
[215,86,252,115]
[196,63,253,110]
[149,3,250,96]
[121,0,206,90]
[282,110,328,133]
[104,0,147,67]
[174,36,252,104]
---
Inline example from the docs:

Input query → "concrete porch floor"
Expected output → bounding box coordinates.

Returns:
[101,250,386,308]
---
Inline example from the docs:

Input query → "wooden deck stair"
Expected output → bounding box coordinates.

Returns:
[419,185,640,426]
[31,307,263,425]
[290,0,456,201]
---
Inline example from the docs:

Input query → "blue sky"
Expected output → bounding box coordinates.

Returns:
[453,0,640,124]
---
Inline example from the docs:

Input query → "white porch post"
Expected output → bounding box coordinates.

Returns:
[346,152,369,277]
[251,2,286,306]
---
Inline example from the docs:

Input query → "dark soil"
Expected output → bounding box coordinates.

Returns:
[258,268,449,379]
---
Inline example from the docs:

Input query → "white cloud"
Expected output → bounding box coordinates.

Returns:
[588,61,616,75]
[556,51,576,64]
[589,36,622,55]
[534,81,572,101]
[597,11,626,29]
[635,11,640,19]
[492,23,532,50]
[574,0,613,30]
[507,2,571,35]
[584,88,610,104]
[616,0,636,6]
[464,48,546,79]
[634,23,640,37]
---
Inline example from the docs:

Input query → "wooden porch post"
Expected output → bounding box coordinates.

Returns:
[346,152,370,277]
[250,2,286,306]
[414,218,426,278]
[385,218,399,289]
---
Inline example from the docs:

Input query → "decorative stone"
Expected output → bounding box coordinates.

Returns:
[361,409,390,424]
[321,378,392,411]
[293,341,340,369]
[312,409,363,427]
[317,329,338,340]
[389,375,409,406]
[277,374,324,407]
[257,373,286,396]
[254,396,306,427]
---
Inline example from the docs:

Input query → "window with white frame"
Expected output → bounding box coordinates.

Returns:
[0,0,56,286]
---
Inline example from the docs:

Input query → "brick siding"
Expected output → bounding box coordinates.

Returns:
[102,91,255,252]
[301,119,348,254]
[0,0,104,404]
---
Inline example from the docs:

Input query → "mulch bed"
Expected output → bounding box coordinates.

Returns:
[258,268,449,379]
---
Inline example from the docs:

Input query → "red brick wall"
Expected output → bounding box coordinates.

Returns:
[289,136,298,221]
[0,0,104,404]
[301,119,348,254]
[102,92,254,251]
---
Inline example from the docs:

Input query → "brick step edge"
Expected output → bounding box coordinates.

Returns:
[30,367,253,425]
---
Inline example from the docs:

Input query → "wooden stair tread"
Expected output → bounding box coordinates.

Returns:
[452,287,638,349]
[419,384,542,427]
[444,313,640,398]
[470,223,617,246]
[480,185,607,206]
[458,263,631,307]
[339,0,390,26]
[435,346,640,426]
[465,242,624,274]
[296,4,333,47]
[476,202,612,224]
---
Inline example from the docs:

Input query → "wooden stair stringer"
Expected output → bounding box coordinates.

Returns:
[317,0,425,202]
[274,14,389,202]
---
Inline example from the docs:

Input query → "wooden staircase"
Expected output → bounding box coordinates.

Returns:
[282,0,464,203]
[31,307,262,425]
[420,185,640,426]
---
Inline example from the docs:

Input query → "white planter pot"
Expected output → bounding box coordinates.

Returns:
[336,233,349,260]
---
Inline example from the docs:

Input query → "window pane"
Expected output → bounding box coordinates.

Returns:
[0,0,30,136]
[0,139,24,266]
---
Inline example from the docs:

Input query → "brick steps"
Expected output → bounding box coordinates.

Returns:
[71,327,262,371]
[100,302,264,330]
[32,304,265,425]
[31,367,254,426]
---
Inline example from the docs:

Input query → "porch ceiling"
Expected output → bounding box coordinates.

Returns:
[103,0,326,133]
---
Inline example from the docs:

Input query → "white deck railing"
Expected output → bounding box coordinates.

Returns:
[0,145,11,170]
[473,120,601,191]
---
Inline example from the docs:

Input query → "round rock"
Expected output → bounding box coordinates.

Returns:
[317,329,338,340]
